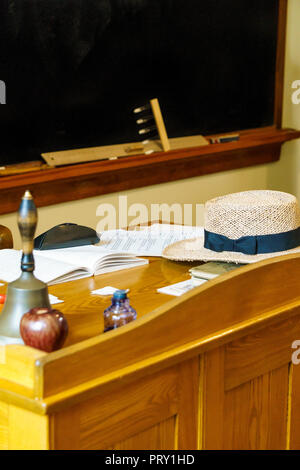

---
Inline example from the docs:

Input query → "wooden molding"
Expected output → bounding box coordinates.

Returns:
[0,126,299,215]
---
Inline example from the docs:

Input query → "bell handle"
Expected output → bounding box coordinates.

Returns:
[17,191,37,273]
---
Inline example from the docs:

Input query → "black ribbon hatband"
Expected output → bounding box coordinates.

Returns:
[204,227,300,255]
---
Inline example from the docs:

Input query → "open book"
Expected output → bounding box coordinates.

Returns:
[0,246,148,285]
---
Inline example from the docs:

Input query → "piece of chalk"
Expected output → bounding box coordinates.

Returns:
[133,104,150,114]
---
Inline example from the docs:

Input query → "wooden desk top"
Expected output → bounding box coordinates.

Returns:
[0,257,198,348]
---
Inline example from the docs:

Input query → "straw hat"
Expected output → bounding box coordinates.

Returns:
[162,190,300,264]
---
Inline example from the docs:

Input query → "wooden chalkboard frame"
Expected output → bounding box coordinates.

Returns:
[0,0,298,216]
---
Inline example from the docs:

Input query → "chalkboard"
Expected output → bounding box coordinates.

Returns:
[0,0,279,165]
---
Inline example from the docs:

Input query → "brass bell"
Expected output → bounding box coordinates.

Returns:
[0,191,51,344]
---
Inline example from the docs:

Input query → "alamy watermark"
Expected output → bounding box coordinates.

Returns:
[291,340,300,365]
[0,80,6,104]
[96,195,204,233]
[291,80,300,104]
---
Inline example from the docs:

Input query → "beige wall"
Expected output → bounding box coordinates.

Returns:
[1,0,300,249]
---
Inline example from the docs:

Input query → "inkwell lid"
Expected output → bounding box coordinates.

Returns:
[113,290,127,301]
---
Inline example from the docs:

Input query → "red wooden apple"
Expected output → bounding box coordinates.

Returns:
[20,307,68,352]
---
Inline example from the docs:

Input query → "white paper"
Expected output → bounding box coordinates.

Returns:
[157,278,207,297]
[91,286,130,296]
[49,294,64,305]
[91,286,119,296]
[99,224,204,257]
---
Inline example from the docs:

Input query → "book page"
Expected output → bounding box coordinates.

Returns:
[35,246,105,272]
[0,250,90,284]
[35,245,145,272]
[99,225,204,257]
[94,259,148,276]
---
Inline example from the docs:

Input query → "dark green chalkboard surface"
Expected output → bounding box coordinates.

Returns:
[0,0,279,165]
